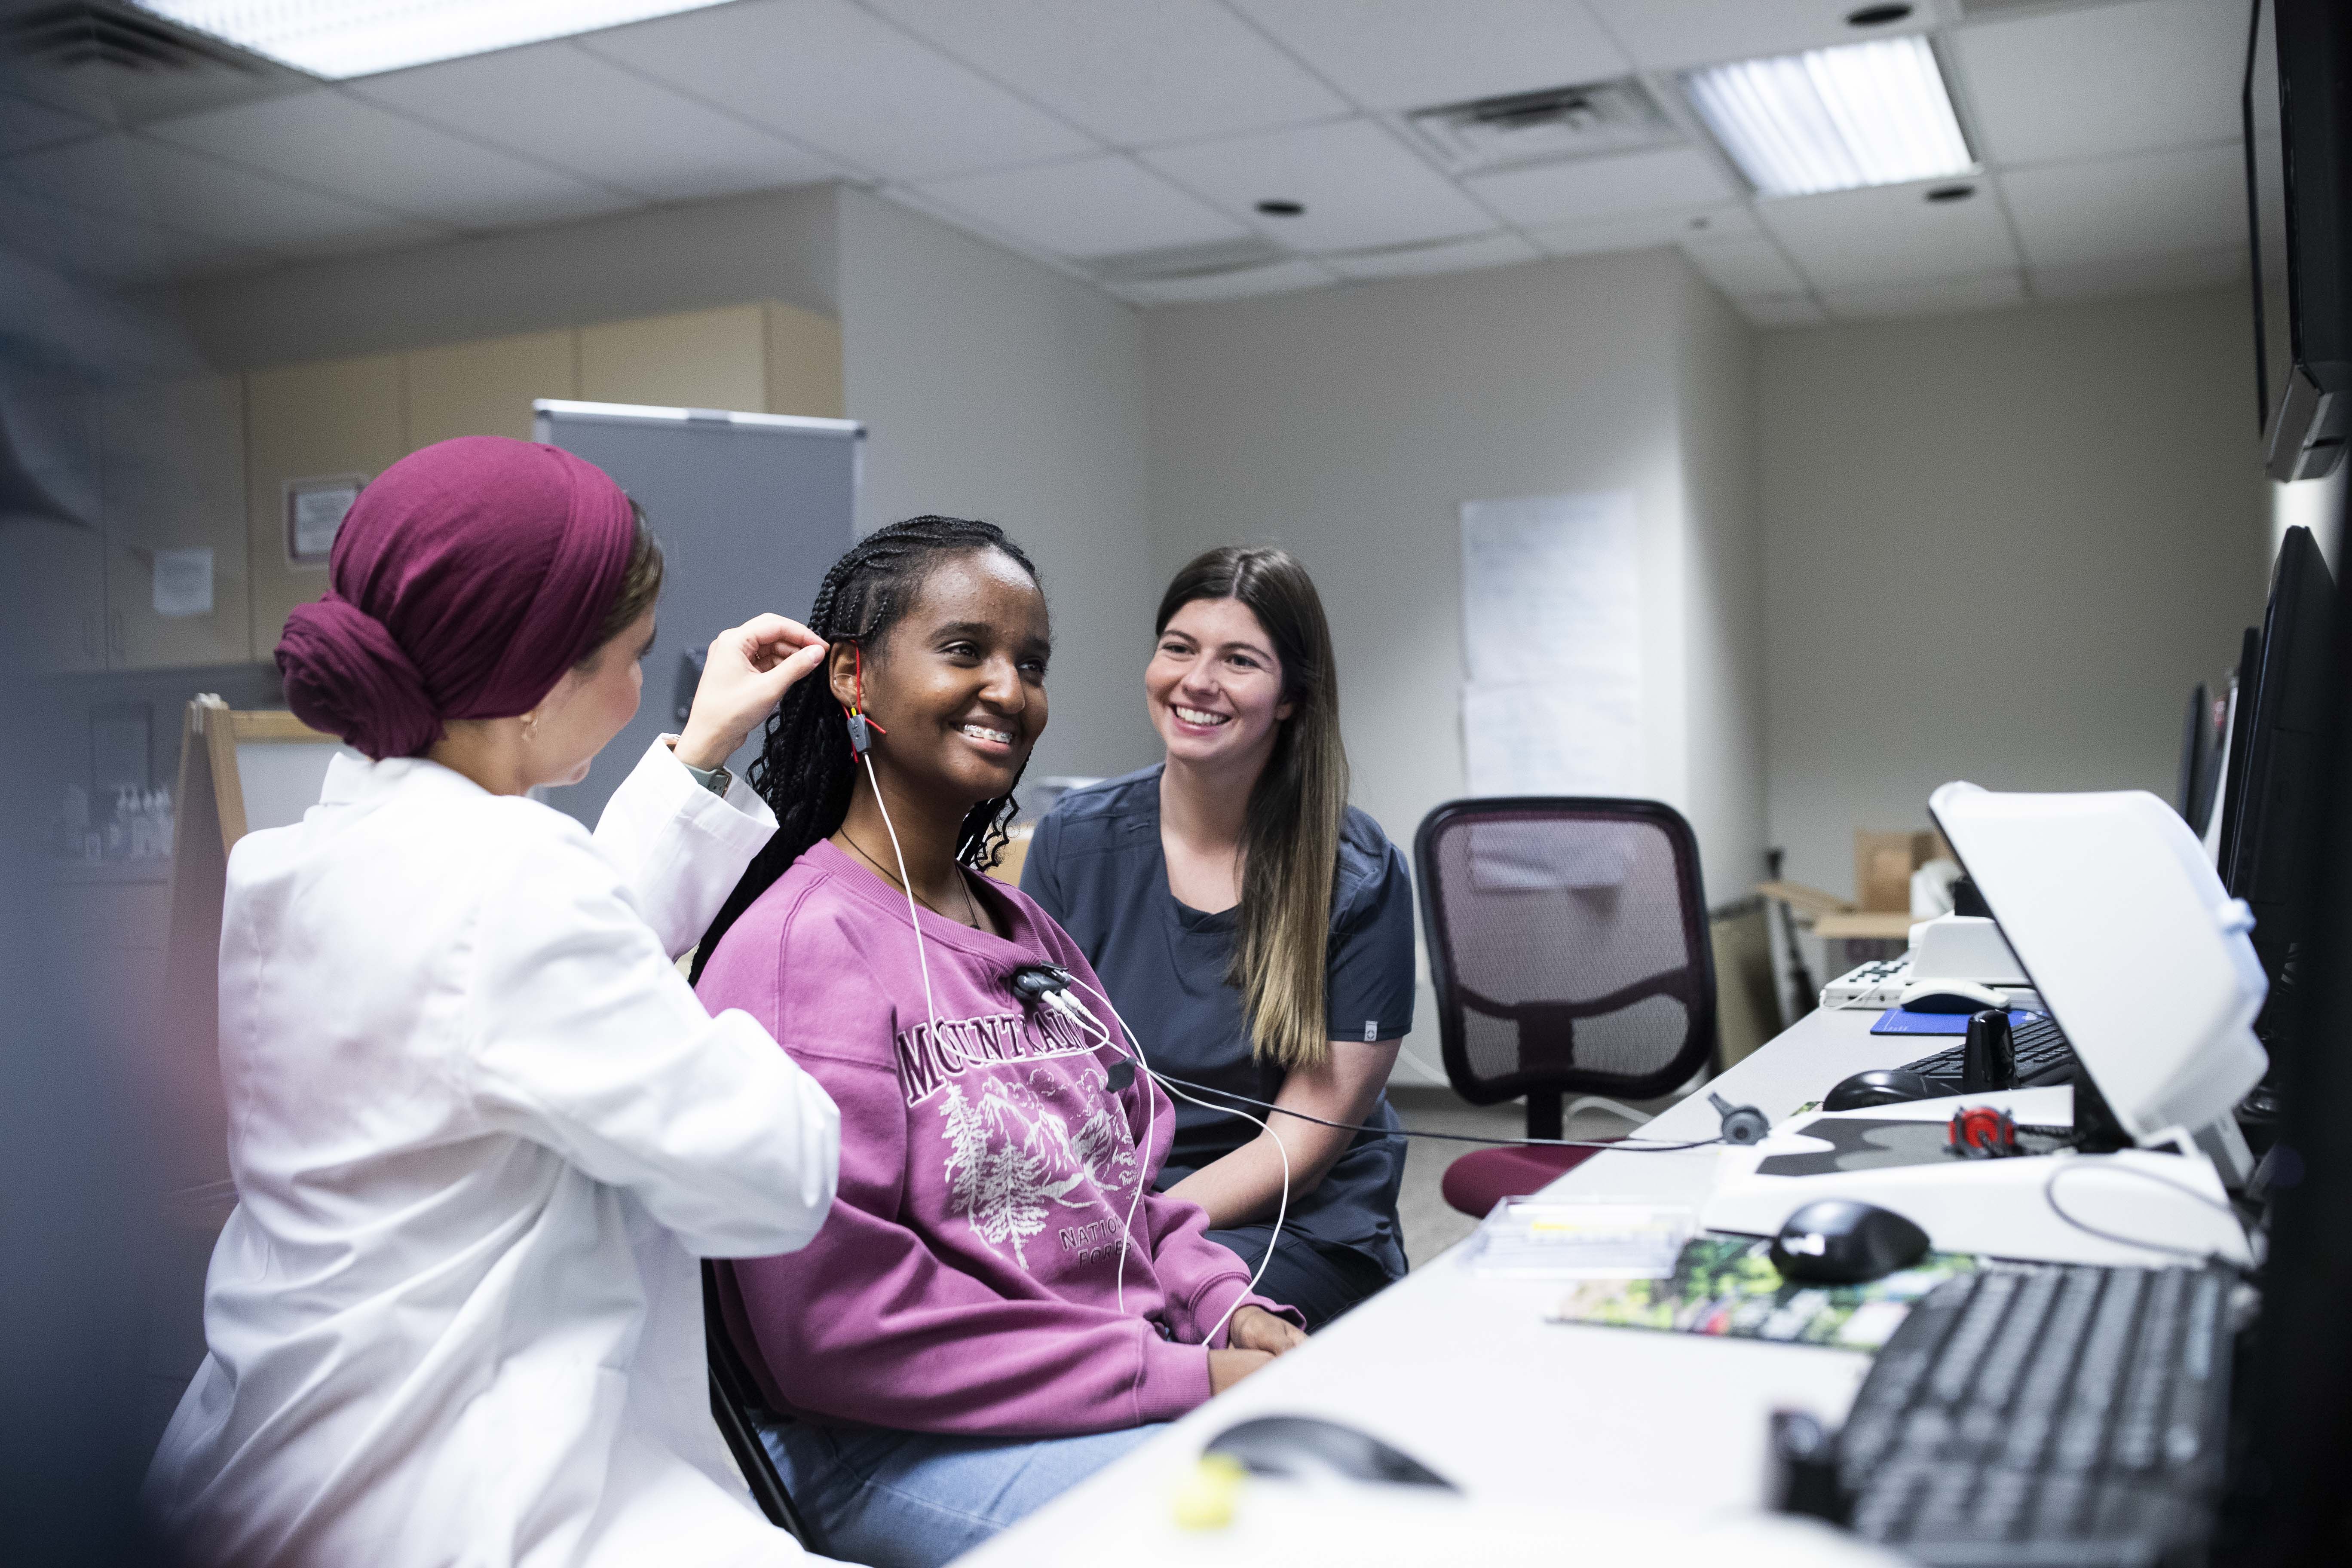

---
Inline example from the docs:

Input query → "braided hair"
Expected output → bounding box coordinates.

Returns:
[689,515,1043,984]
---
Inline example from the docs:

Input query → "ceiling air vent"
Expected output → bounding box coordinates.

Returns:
[1086,236,1292,285]
[8,2,255,73]
[1404,79,1679,176]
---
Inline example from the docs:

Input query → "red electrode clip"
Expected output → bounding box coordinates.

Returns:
[1947,1105,2020,1159]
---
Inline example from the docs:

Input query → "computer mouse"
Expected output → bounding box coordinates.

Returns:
[1898,978,2009,1014]
[1769,1199,1931,1285]
[1823,1067,1941,1112]
[1203,1415,1458,1490]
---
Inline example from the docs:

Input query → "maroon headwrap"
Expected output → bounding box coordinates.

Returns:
[276,436,635,761]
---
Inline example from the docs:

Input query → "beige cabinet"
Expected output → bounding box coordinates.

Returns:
[235,303,844,658]
[405,328,577,447]
[0,519,107,673]
[580,304,769,412]
[245,353,405,658]
[102,375,251,670]
[764,303,845,419]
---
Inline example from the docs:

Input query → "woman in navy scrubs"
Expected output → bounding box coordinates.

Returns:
[1022,546,1414,1328]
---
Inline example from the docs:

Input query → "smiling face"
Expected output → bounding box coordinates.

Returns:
[523,608,655,790]
[1147,596,1293,778]
[830,547,1050,818]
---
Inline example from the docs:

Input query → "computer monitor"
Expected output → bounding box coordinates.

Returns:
[2177,680,2220,831]
[2246,0,2352,481]
[2221,527,2339,1024]
[2223,494,2352,1565]
[2214,625,2263,870]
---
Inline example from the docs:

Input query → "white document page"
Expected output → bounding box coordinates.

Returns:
[1459,490,1641,797]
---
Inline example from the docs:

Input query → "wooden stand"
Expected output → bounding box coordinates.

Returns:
[161,699,340,1215]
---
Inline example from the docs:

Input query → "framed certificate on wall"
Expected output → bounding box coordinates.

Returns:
[285,475,367,567]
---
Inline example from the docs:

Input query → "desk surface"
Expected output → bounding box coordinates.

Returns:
[956,1005,1937,1565]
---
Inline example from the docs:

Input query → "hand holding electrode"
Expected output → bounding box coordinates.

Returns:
[1226,1305,1306,1357]
[676,614,830,771]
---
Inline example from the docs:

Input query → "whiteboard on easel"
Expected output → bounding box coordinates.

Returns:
[1459,490,1642,797]
[533,399,861,829]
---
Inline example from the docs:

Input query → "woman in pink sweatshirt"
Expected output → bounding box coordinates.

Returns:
[692,516,1305,1566]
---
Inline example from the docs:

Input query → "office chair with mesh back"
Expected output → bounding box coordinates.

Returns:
[701,1261,822,1553]
[1414,798,1718,1218]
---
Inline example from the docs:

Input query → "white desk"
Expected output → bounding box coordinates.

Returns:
[956,1006,1940,1566]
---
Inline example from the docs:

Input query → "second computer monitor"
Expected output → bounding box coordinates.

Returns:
[2224,525,2341,997]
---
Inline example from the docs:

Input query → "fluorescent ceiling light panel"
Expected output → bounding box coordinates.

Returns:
[1683,36,1974,199]
[132,0,738,80]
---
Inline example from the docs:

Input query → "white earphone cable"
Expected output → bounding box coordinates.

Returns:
[1057,974,1289,1348]
[861,751,943,1066]
[862,745,1282,1348]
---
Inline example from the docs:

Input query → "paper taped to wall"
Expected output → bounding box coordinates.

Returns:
[1460,490,1641,796]
[1461,490,1639,683]
[153,547,214,618]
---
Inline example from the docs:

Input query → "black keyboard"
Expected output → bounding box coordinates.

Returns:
[1838,1263,2238,1566]
[1901,1011,2078,1091]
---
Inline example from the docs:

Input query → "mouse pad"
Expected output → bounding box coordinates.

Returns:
[1871,1006,2035,1035]
[1754,1117,1954,1177]
[1549,1235,1983,1351]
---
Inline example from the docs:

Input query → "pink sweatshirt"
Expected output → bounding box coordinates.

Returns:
[696,840,1296,1436]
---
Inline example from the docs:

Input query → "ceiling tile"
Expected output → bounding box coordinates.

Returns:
[1226,0,1631,110]
[1118,258,1336,305]
[143,91,636,230]
[1755,175,2020,290]
[867,0,1347,146]
[1820,268,2025,321]
[1467,145,1736,227]
[1323,230,1541,279]
[2002,143,2245,270]
[348,41,838,203]
[1528,199,1757,257]
[915,155,1250,260]
[1682,232,1809,297]
[1953,0,2246,166]
[4,132,443,255]
[1740,293,1828,327]
[2029,245,2246,304]
[580,0,1093,180]
[1142,118,1494,252]
[1583,0,1954,73]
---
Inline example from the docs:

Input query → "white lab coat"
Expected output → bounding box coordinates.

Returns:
[143,740,842,1568]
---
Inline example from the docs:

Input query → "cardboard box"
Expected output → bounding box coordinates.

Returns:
[1855,829,1940,913]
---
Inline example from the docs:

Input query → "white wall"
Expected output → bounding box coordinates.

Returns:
[167,185,837,369]
[1145,249,1765,1081]
[1676,265,1768,906]
[836,190,1160,787]
[1758,287,2270,897]
[1144,249,1761,887]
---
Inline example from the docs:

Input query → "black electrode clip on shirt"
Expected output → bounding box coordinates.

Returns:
[1019,766,1419,1281]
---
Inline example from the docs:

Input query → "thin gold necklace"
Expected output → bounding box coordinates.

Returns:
[839,830,984,929]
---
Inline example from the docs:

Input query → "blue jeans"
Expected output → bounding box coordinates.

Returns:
[754,1414,1163,1567]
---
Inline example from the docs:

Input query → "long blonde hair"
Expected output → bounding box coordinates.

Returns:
[1157,547,1349,1072]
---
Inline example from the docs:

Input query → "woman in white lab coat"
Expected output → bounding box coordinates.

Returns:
[142,436,843,1567]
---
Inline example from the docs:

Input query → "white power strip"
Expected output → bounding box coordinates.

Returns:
[1820,957,1910,1011]
[1819,956,2045,1014]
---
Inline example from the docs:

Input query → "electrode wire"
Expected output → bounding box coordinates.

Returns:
[2042,1159,2248,1262]
[1126,1063,1731,1153]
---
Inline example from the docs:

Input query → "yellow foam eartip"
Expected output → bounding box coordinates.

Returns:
[1171,1451,1249,1531]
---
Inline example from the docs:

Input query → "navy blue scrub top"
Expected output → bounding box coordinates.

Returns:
[1021,765,1415,1278]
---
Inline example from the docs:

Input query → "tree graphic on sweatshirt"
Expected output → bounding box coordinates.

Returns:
[939,1079,1093,1268]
